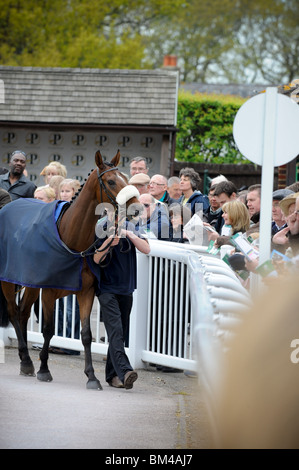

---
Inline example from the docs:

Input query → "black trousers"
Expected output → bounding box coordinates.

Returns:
[98,292,133,383]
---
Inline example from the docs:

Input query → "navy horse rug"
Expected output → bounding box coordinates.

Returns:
[0,198,83,290]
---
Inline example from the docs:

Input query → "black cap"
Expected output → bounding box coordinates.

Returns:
[272,189,294,201]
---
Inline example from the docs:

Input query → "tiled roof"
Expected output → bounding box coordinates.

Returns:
[0,66,179,126]
[180,82,270,98]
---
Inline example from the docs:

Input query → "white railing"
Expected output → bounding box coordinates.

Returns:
[1,240,251,375]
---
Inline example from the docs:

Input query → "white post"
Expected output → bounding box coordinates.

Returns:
[0,326,10,348]
[127,252,150,369]
[259,87,278,265]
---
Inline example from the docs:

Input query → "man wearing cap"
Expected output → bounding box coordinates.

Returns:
[0,150,36,200]
[271,188,294,236]
[128,173,150,195]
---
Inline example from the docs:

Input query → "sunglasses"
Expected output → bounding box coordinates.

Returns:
[11,150,26,157]
[10,150,27,161]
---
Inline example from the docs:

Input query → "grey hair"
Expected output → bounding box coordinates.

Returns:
[168,176,180,186]
[179,167,201,191]
[130,156,148,167]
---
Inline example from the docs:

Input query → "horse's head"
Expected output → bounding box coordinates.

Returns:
[95,150,143,221]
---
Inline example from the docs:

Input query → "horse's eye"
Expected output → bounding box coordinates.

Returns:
[107,179,116,186]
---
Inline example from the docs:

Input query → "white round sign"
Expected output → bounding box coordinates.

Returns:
[233,91,299,166]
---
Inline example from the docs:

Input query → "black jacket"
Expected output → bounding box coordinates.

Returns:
[0,173,36,200]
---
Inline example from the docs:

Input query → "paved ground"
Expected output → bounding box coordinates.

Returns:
[0,343,214,450]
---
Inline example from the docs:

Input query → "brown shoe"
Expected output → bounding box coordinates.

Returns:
[108,376,124,388]
[123,370,138,390]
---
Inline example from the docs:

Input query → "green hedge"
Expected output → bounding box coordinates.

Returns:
[176,90,249,164]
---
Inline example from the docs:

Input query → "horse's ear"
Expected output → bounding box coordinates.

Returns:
[95,150,105,171]
[110,149,121,168]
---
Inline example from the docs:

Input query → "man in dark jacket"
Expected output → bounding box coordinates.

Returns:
[0,150,36,200]
[271,188,293,236]
[136,193,171,240]
[93,220,150,389]
[212,180,238,234]
[202,184,223,229]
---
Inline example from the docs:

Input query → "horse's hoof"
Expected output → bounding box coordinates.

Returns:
[20,370,36,377]
[37,371,53,382]
[20,363,36,377]
[86,379,102,390]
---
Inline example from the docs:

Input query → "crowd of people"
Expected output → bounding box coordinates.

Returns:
[127,157,299,287]
[1,149,299,391]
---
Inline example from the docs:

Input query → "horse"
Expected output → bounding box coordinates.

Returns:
[0,150,141,390]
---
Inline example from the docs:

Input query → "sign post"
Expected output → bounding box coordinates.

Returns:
[259,88,278,264]
[233,87,299,267]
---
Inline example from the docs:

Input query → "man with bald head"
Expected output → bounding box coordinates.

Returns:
[0,150,36,200]
[149,174,178,207]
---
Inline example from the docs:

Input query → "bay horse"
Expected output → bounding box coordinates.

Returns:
[0,150,140,390]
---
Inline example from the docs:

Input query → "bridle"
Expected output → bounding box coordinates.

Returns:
[60,165,130,260]
[97,166,119,210]
[95,165,124,265]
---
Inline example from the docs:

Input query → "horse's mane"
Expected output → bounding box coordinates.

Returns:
[68,168,94,207]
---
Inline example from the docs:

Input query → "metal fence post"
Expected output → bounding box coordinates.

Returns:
[127,251,150,369]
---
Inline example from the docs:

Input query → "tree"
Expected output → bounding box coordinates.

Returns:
[0,0,180,69]
[221,0,299,84]
[0,0,298,84]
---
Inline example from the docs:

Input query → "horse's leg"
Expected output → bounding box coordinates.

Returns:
[36,289,55,383]
[77,288,102,390]
[19,287,40,347]
[1,282,36,376]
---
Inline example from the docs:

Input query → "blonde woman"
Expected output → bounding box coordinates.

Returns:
[40,161,67,184]
[215,199,250,247]
[59,178,81,202]
[34,185,56,203]
[48,175,65,199]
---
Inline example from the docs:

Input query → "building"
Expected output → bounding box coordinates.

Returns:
[0,66,179,185]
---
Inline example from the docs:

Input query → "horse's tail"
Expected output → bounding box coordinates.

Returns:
[0,284,9,327]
